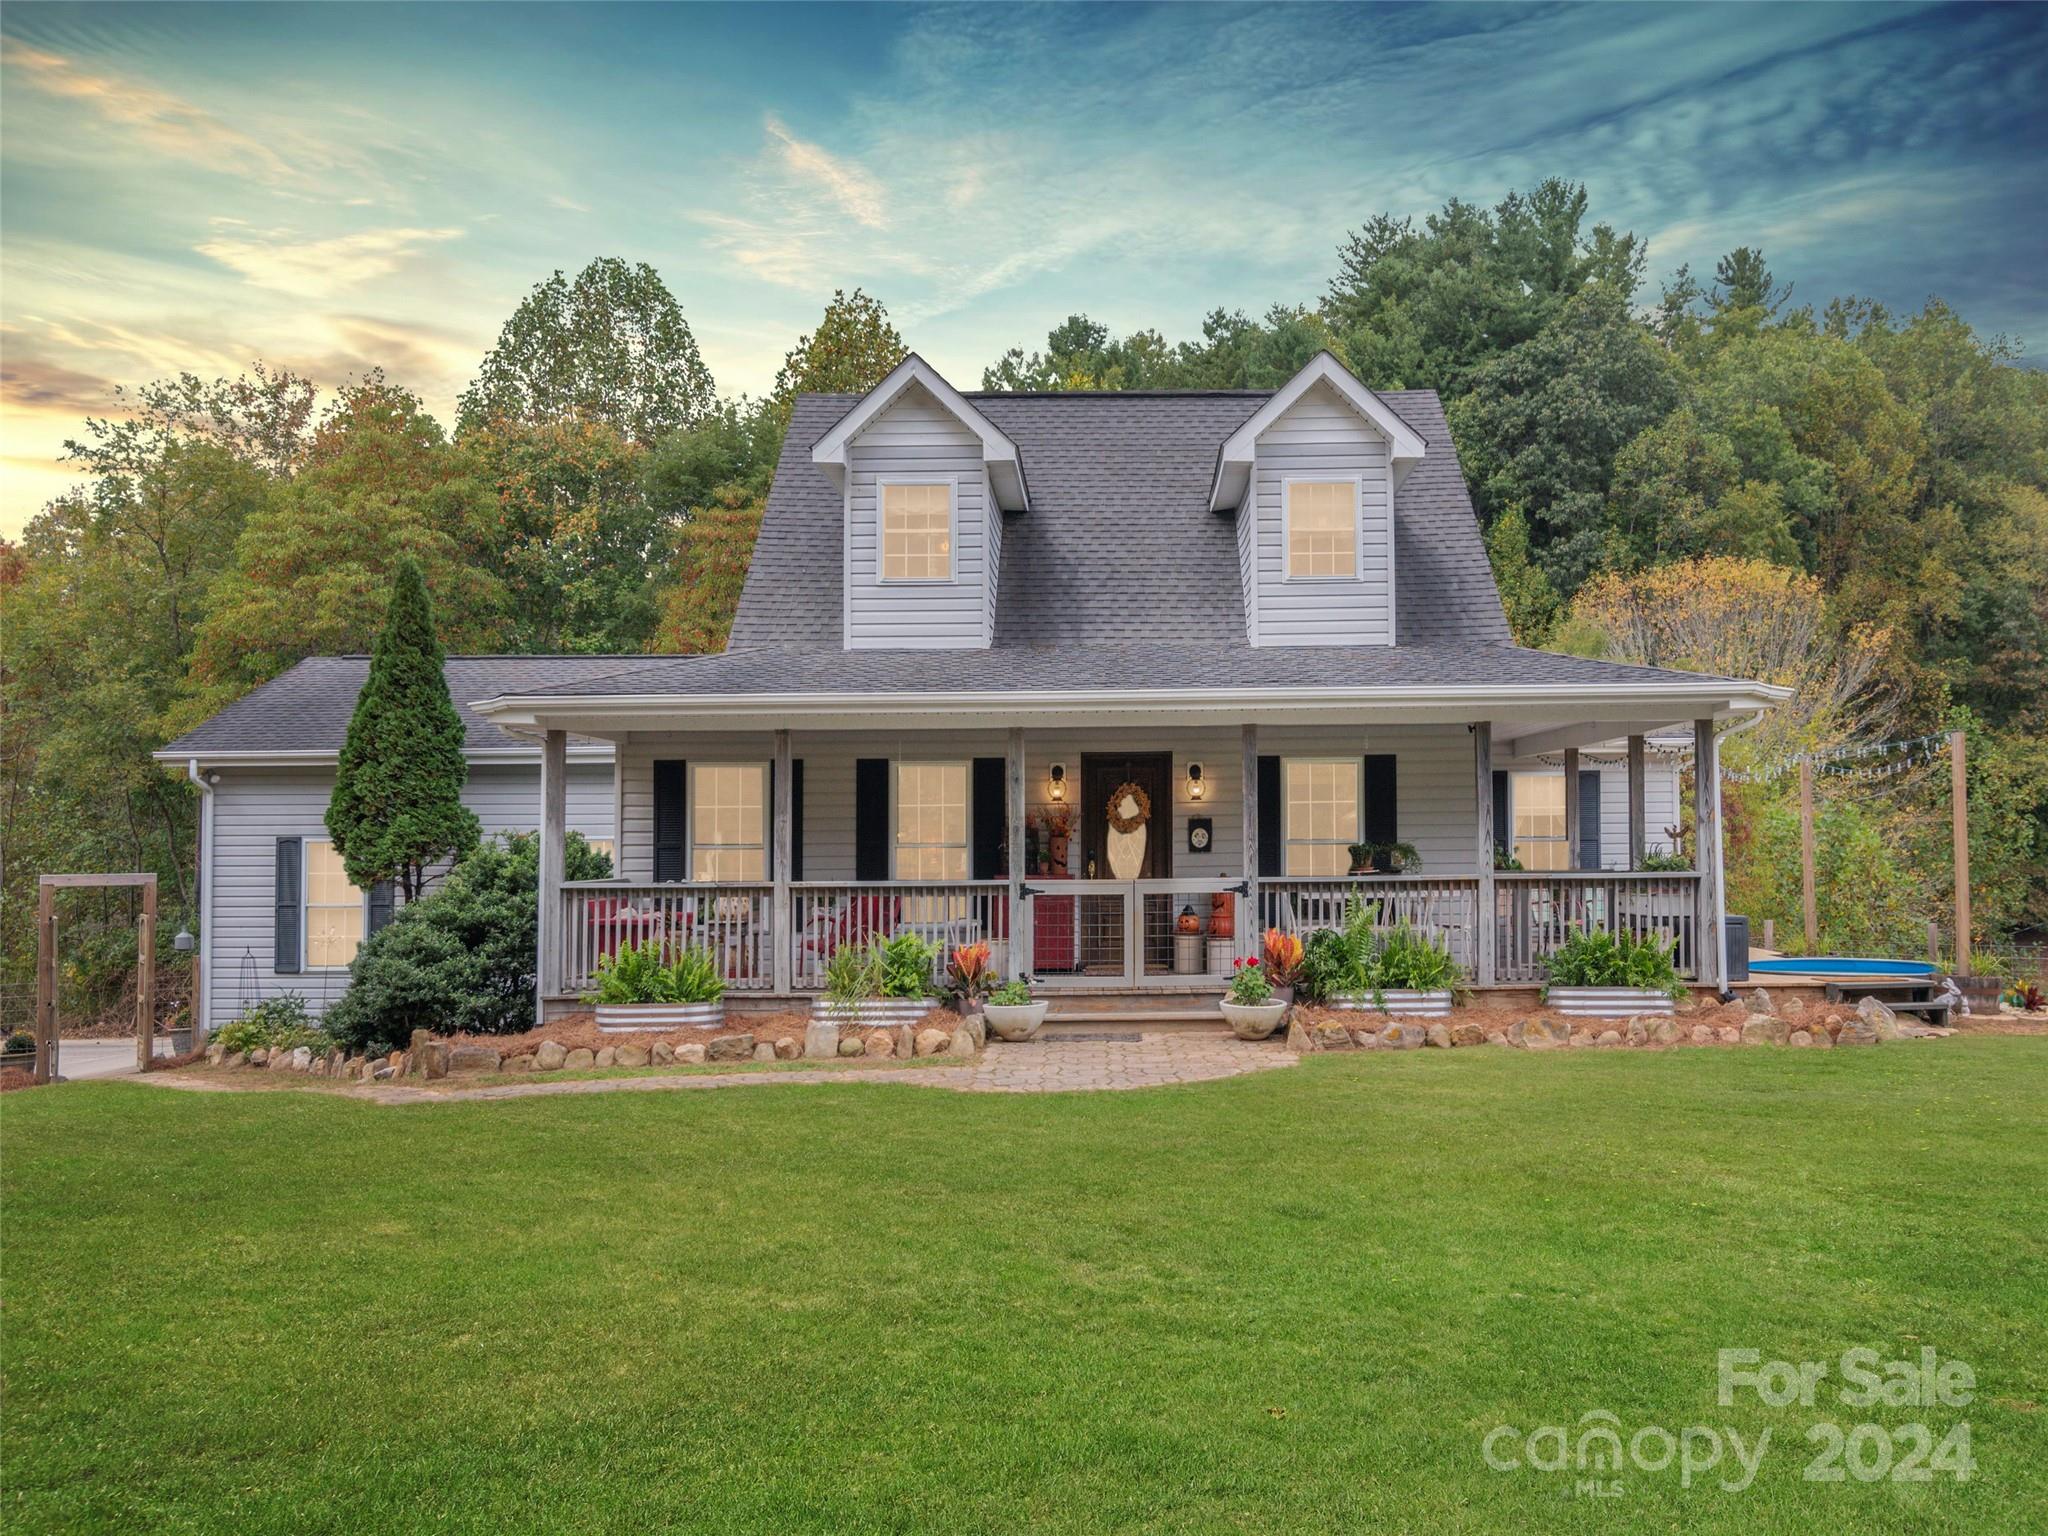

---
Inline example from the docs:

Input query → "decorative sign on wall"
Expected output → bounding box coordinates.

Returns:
[1187,817,1212,853]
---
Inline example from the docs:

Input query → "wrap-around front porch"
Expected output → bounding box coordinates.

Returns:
[529,717,1728,1004]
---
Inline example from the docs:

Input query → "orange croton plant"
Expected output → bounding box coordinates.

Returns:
[1262,928,1304,986]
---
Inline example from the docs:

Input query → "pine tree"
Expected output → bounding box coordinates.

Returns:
[326,559,479,899]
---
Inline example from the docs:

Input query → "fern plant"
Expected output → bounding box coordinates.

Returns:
[821,941,884,1005]
[1541,928,1684,999]
[585,940,726,1006]
[876,931,940,999]
[1376,923,1465,994]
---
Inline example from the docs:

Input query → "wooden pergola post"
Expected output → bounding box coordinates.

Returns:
[1951,730,1971,976]
[34,873,159,1084]
[1799,758,1818,955]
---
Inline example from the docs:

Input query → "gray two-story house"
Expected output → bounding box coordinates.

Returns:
[161,351,1779,1029]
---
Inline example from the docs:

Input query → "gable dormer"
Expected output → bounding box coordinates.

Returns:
[1210,353,1426,648]
[813,355,1027,651]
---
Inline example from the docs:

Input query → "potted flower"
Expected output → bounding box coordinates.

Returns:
[946,941,994,1015]
[1542,928,1684,1017]
[814,932,938,1027]
[1220,957,1287,1039]
[588,939,726,1030]
[984,978,1049,1041]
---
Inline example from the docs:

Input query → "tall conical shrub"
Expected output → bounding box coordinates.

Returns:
[327,558,479,899]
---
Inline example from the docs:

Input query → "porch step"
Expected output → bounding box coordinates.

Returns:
[1042,1009,1227,1030]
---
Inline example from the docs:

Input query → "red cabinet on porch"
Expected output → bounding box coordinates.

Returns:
[1032,871,1077,973]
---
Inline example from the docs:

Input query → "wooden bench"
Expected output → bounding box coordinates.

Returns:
[1823,977,1957,1022]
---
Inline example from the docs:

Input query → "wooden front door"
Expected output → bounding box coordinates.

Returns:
[1079,754,1173,881]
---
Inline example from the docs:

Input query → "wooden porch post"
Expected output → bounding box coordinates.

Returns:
[1950,729,1971,976]
[1626,735,1646,870]
[538,728,567,1010]
[1240,723,1259,960]
[1693,718,1723,990]
[1474,721,1496,986]
[1563,747,1582,870]
[772,729,793,994]
[1007,727,1029,980]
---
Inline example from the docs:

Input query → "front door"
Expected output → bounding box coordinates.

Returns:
[1080,754,1173,880]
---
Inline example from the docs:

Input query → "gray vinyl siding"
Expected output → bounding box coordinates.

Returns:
[205,759,612,1025]
[1246,380,1395,647]
[615,724,1487,885]
[845,383,993,650]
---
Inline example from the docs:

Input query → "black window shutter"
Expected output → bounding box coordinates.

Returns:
[1257,755,1283,878]
[1578,769,1603,871]
[855,758,890,880]
[1363,754,1398,847]
[652,760,687,882]
[971,757,1006,880]
[273,838,302,974]
[1491,770,1511,859]
[368,880,396,936]
[790,760,805,882]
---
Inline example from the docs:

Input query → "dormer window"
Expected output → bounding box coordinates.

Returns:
[880,480,954,582]
[1285,479,1360,580]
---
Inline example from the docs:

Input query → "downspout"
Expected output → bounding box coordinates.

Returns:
[186,759,215,1041]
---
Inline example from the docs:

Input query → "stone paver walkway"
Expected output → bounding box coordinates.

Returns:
[140,1030,1293,1104]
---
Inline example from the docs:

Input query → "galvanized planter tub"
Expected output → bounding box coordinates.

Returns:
[596,1001,724,1032]
[1330,990,1455,1018]
[810,998,935,1028]
[1546,986,1676,1018]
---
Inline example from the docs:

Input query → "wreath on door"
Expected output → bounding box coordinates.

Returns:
[1106,782,1152,834]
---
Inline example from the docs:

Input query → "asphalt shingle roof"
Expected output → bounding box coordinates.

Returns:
[158,656,646,756]
[729,387,1509,650]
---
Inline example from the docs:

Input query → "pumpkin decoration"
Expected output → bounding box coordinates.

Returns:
[1209,891,1235,939]
[1176,904,1202,935]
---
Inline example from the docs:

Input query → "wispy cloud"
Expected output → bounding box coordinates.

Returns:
[194,224,464,299]
[1,35,290,181]
[762,114,887,229]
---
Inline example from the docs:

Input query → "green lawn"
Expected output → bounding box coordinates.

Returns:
[5,1041,2044,1534]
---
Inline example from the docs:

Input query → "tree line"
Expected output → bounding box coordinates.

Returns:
[3,179,2042,1026]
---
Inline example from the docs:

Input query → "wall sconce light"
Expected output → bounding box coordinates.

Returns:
[1048,763,1067,802]
[1185,762,1206,801]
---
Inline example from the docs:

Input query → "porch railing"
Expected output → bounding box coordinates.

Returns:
[790,881,1010,992]
[1261,876,1483,972]
[558,869,1706,995]
[560,881,775,995]
[1493,871,1703,983]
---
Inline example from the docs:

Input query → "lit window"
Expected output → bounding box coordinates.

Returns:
[1286,480,1357,579]
[881,481,953,581]
[1512,772,1568,871]
[895,762,969,880]
[690,764,765,880]
[1283,759,1360,877]
[304,839,365,968]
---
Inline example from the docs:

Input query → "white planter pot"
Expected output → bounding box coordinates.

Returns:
[811,997,934,1028]
[596,1001,723,1032]
[1331,990,1454,1017]
[1219,999,1288,1040]
[1547,986,1676,1018]
[983,1001,1049,1042]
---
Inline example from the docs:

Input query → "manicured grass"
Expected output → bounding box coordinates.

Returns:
[4,1041,2044,1534]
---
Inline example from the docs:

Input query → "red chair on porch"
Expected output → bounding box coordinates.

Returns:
[800,891,902,965]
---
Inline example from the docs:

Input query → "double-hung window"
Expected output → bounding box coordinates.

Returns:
[1284,479,1359,580]
[304,839,365,969]
[1282,759,1361,877]
[690,763,766,880]
[880,480,954,581]
[894,762,969,880]
[1511,771,1568,871]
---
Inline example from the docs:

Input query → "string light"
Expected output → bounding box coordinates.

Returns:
[1720,732,1952,786]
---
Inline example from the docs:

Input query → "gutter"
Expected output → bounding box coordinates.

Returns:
[186,759,214,1042]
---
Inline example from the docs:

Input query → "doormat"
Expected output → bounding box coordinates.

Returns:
[1044,1031,1143,1044]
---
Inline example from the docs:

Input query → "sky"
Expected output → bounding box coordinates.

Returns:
[2,0,2044,534]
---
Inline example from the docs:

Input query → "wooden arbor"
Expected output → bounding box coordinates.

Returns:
[33,873,158,1085]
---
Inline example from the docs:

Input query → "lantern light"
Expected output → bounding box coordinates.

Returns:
[1048,763,1067,802]
[1185,762,1205,801]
